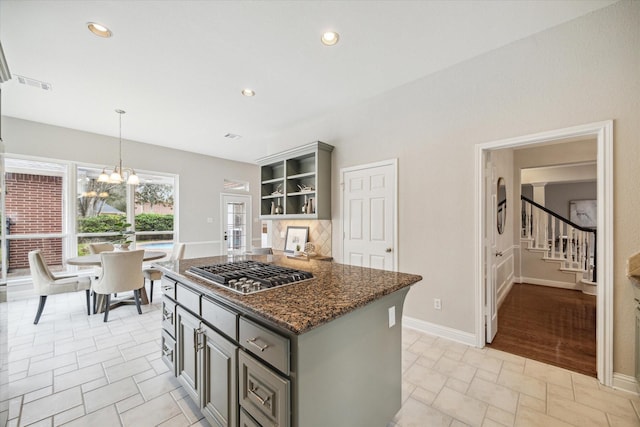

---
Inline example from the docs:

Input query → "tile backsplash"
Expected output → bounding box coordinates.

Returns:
[271,220,332,257]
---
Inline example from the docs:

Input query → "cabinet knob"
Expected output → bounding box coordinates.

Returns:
[386,248,392,253]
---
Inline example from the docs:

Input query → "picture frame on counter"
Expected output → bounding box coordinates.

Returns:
[284,226,309,253]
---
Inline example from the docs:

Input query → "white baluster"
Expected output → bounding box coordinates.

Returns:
[567,226,574,267]
[551,216,556,259]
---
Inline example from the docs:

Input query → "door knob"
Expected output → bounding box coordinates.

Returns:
[386,248,392,253]
[495,251,503,257]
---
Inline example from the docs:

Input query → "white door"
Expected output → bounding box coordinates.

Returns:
[342,160,396,271]
[485,158,498,343]
[221,194,252,256]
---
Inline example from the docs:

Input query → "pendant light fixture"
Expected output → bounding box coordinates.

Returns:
[97,109,139,185]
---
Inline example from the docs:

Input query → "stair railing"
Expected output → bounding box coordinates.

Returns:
[521,195,596,282]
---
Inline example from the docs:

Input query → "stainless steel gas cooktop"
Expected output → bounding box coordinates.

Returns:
[185,260,313,295]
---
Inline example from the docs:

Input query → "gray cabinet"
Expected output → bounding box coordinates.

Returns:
[201,323,238,427]
[177,307,239,427]
[257,141,333,219]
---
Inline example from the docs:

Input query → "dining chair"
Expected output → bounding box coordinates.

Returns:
[88,242,114,254]
[92,250,145,322]
[28,250,92,325]
[143,243,185,302]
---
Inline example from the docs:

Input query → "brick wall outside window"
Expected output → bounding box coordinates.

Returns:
[5,173,64,271]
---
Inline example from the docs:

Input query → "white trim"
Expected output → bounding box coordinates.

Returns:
[474,120,614,386]
[404,316,477,347]
[340,159,398,271]
[220,193,252,255]
[518,277,581,290]
[612,373,640,396]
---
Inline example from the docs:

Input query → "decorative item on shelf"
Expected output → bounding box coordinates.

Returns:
[284,226,309,253]
[297,184,314,193]
[293,244,302,257]
[97,109,140,185]
[306,197,314,214]
[271,184,283,195]
[301,195,308,214]
[270,201,275,215]
[274,198,283,214]
[304,242,317,257]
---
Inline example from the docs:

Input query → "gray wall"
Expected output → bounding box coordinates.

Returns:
[546,182,597,221]
[1,116,261,256]
[259,1,640,376]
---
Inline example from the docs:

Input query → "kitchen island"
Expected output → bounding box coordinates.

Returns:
[155,254,422,427]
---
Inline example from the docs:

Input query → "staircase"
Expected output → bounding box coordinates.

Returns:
[521,196,596,294]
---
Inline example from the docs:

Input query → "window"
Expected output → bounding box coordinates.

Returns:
[133,173,175,253]
[0,155,178,282]
[3,158,67,278]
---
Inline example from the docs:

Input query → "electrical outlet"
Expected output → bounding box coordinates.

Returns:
[434,298,442,310]
[388,306,396,328]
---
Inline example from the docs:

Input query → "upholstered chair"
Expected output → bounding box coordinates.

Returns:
[143,242,185,302]
[92,250,145,322]
[88,242,114,254]
[29,250,91,325]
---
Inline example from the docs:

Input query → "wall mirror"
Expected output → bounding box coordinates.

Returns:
[497,177,507,234]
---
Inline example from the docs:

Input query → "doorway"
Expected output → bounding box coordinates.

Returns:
[341,159,397,271]
[220,194,252,256]
[475,121,613,386]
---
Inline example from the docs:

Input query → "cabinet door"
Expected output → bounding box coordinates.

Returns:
[201,324,238,427]
[176,307,201,402]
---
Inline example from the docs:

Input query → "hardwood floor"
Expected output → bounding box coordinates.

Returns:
[487,283,597,377]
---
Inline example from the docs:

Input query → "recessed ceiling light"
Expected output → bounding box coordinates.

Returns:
[87,22,112,38]
[321,31,339,46]
[241,88,255,97]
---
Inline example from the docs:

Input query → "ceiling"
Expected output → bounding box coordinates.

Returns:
[0,0,617,163]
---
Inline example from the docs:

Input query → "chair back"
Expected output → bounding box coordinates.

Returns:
[89,242,114,254]
[93,250,144,294]
[170,243,186,261]
[29,250,56,293]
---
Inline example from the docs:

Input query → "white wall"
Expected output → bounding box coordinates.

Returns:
[260,1,640,376]
[1,116,262,255]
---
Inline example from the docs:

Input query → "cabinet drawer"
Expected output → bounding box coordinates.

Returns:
[161,276,177,300]
[239,351,290,427]
[161,297,176,337]
[240,408,261,427]
[176,283,200,315]
[161,329,176,376]
[239,318,290,374]
[202,296,237,340]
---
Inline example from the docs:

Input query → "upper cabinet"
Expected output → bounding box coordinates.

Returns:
[257,141,333,219]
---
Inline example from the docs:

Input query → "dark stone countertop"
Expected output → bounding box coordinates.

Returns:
[154,254,422,335]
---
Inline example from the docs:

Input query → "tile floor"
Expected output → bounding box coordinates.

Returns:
[1,289,639,427]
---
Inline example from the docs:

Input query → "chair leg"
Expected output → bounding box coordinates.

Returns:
[103,294,111,322]
[149,280,155,303]
[34,295,47,325]
[85,290,91,315]
[93,291,97,314]
[133,289,142,315]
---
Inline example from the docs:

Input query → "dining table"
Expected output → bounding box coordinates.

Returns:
[66,250,167,311]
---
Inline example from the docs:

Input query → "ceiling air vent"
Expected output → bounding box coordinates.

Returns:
[224,133,242,140]
[15,75,52,91]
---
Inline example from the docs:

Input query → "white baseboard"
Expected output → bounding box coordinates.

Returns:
[518,276,580,290]
[612,372,639,395]
[403,316,477,347]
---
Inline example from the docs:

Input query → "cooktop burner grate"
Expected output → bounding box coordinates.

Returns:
[186,260,313,294]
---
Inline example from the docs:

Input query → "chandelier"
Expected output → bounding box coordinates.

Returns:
[97,109,139,185]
